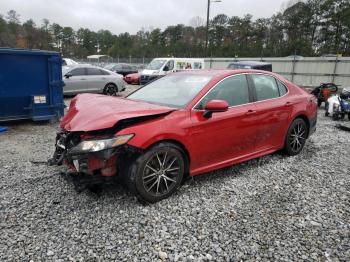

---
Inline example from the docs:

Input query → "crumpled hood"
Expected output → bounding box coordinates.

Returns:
[61,93,175,132]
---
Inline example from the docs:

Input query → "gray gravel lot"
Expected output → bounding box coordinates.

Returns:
[0,85,349,261]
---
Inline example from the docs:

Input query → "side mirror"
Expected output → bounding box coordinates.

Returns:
[203,99,229,118]
[163,65,169,71]
[65,73,72,78]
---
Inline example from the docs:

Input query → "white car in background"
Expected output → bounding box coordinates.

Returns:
[62,65,126,95]
[140,58,205,85]
[62,58,79,66]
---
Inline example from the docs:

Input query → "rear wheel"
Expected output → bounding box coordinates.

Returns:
[126,142,186,203]
[103,83,118,96]
[284,118,308,156]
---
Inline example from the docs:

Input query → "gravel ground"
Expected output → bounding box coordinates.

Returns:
[0,85,349,261]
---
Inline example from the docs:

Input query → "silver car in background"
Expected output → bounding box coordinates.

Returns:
[62,65,126,95]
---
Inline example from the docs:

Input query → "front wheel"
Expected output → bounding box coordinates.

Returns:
[103,83,118,96]
[126,142,186,203]
[284,118,308,156]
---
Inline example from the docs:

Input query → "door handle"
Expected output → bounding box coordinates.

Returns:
[245,109,257,115]
[80,78,86,80]
[285,101,294,106]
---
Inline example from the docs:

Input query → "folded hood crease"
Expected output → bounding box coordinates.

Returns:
[60,94,175,132]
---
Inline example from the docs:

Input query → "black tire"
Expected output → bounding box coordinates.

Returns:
[333,113,340,121]
[103,83,118,96]
[125,142,187,203]
[284,118,308,156]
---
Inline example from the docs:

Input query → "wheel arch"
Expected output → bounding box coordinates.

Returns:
[292,114,310,137]
[145,139,191,177]
[104,82,118,88]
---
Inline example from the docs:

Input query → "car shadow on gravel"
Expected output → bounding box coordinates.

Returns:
[185,152,284,184]
[65,151,286,204]
[59,140,321,204]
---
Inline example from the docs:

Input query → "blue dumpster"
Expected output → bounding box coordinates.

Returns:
[0,48,64,121]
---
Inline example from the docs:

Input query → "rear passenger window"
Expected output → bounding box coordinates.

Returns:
[277,80,288,96]
[251,74,279,101]
[87,68,103,75]
[70,68,85,76]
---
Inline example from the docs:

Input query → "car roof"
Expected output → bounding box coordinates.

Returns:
[174,69,274,77]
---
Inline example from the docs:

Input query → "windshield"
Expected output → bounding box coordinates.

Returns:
[128,74,212,108]
[146,59,167,70]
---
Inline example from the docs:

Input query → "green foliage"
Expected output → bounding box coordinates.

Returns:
[0,0,349,58]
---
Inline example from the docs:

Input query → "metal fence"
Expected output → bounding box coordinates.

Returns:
[75,56,350,87]
[205,57,350,88]
[76,57,153,69]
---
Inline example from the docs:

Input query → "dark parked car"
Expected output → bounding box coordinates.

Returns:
[104,63,138,76]
[228,61,272,72]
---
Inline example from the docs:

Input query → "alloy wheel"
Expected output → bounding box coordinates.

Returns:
[142,150,181,197]
[104,84,117,96]
[289,122,306,152]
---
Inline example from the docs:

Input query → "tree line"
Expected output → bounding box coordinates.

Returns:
[0,0,349,59]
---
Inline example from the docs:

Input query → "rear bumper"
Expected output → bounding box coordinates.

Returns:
[124,77,139,84]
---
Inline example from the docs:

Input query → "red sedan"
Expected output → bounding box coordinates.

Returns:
[52,70,317,203]
[124,73,140,85]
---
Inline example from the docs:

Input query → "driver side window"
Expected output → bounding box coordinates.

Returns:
[196,75,250,109]
[164,60,174,71]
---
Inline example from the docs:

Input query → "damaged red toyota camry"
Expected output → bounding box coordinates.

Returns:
[51,70,317,203]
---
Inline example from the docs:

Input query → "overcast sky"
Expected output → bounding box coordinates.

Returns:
[0,0,286,34]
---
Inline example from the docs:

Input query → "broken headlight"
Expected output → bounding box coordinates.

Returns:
[69,134,134,154]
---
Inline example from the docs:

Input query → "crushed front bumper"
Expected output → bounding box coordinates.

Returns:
[50,131,140,177]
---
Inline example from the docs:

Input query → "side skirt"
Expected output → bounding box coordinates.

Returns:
[189,146,282,176]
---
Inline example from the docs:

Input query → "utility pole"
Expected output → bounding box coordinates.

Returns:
[205,0,210,58]
[204,0,222,58]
